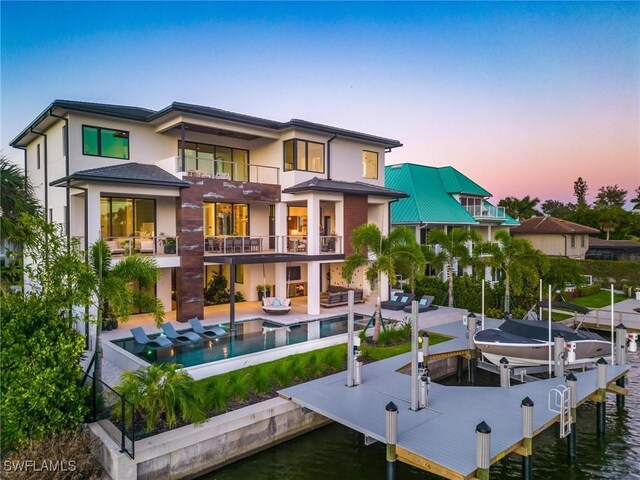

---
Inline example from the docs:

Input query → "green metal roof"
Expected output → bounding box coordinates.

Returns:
[385,163,516,226]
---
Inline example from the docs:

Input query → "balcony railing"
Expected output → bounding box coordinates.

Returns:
[463,205,506,219]
[175,155,279,185]
[203,235,342,255]
[102,236,179,257]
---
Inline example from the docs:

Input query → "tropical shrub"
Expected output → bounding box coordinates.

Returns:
[409,276,448,305]
[204,273,245,305]
[0,217,93,451]
[205,376,230,412]
[115,363,205,432]
[580,260,640,288]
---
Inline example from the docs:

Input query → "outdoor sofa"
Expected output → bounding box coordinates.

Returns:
[320,285,364,308]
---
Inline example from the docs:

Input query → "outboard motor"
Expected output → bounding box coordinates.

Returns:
[627,333,638,353]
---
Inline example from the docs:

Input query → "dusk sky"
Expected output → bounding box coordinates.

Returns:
[2,1,638,205]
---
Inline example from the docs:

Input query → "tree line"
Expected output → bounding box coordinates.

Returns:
[497,178,640,240]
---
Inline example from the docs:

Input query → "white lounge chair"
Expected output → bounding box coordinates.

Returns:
[139,239,155,254]
[107,240,125,255]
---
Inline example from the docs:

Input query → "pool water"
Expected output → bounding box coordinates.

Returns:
[113,314,366,368]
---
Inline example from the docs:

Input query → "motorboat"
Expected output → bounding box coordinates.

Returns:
[474,303,610,367]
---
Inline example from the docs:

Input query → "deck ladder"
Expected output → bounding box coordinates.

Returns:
[547,385,571,438]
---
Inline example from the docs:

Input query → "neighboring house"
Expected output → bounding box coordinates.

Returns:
[10,100,407,322]
[510,216,599,259]
[586,238,640,262]
[385,163,518,280]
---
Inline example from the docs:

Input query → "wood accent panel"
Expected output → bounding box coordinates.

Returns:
[343,194,369,256]
[183,177,281,203]
[175,178,281,322]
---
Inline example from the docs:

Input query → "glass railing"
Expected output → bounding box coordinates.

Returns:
[202,235,342,255]
[102,236,179,256]
[463,205,506,219]
[175,155,279,185]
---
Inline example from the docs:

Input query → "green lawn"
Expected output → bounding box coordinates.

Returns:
[361,333,450,362]
[570,291,627,309]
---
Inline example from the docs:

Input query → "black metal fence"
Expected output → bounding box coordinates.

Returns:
[84,371,135,459]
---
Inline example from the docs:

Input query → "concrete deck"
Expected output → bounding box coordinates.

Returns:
[280,320,630,479]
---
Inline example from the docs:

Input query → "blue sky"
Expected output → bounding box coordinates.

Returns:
[2,1,638,203]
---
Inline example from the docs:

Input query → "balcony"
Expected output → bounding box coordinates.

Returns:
[203,235,342,256]
[175,156,279,185]
[463,204,506,220]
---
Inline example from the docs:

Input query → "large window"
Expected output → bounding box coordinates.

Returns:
[203,203,249,236]
[283,139,324,173]
[362,150,378,179]
[100,197,155,238]
[178,141,249,181]
[83,126,129,159]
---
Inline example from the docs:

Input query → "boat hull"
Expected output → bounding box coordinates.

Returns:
[475,339,610,367]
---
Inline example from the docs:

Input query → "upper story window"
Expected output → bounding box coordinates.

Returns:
[178,141,249,181]
[83,125,129,159]
[570,234,576,248]
[362,150,378,179]
[283,139,324,173]
[37,143,41,170]
[581,235,586,248]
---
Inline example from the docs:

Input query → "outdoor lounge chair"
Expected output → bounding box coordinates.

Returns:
[161,322,201,342]
[139,239,155,254]
[403,295,438,313]
[130,327,172,348]
[107,240,126,255]
[188,318,227,338]
[380,293,414,311]
[262,297,292,315]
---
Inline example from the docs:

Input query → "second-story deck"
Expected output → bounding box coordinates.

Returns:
[464,204,506,220]
[175,155,280,185]
[204,235,342,256]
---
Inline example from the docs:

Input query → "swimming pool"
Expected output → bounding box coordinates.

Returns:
[112,314,366,368]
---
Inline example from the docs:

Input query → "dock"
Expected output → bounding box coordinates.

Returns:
[566,298,640,333]
[279,318,630,479]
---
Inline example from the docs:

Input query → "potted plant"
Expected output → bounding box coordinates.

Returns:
[256,284,265,301]
[163,236,177,254]
[265,285,272,297]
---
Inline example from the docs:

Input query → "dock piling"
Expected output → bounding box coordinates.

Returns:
[467,312,477,385]
[521,397,534,480]
[347,290,355,388]
[385,402,398,480]
[553,333,565,378]
[565,373,577,461]
[411,301,420,411]
[476,421,491,480]
[615,324,627,409]
[499,357,510,388]
[596,358,607,436]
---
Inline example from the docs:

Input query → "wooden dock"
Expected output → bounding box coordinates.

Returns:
[279,319,630,479]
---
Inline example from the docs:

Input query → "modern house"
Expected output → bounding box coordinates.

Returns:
[510,216,599,259]
[10,100,407,325]
[385,163,518,279]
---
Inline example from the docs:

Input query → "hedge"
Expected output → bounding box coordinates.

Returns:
[579,260,640,289]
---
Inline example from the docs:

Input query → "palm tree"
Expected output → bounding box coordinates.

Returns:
[497,195,541,220]
[342,225,424,341]
[90,240,165,387]
[0,155,41,243]
[423,227,481,308]
[477,230,547,313]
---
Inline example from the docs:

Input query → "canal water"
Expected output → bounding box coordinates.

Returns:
[207,353,640,480]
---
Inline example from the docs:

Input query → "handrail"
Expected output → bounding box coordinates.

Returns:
[102,235,179,256]
[81,352,96,386]
[176,155,279,184]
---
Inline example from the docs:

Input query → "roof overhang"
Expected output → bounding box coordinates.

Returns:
[205,253,345,265]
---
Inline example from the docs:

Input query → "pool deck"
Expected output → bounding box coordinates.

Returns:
[100,295,471,341]
[280,319,631,479]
